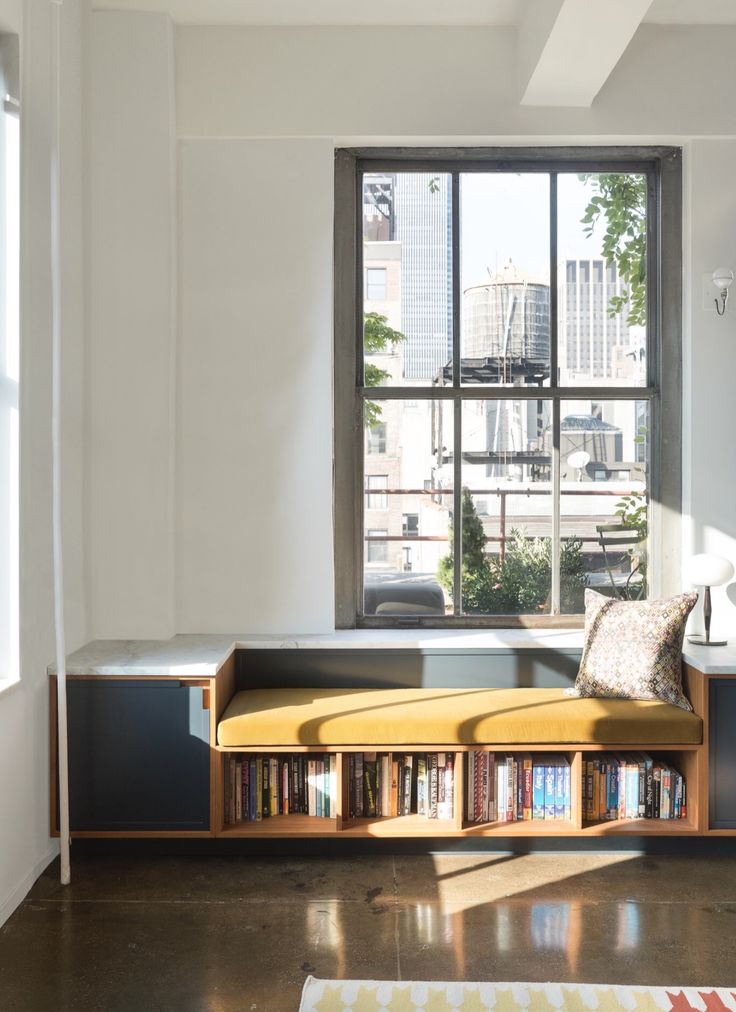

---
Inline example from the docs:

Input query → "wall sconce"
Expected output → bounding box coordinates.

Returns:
[713,267,734,316]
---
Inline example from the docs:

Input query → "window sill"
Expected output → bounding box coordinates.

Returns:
[298,628,586,651]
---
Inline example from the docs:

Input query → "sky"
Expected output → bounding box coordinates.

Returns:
[459,172,616,290]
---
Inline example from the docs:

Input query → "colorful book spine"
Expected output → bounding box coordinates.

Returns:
[380,755,390,818]
[364,754,378,818]
[523,755,533,821]
[269,757,278,817]
[429,752,439,819]
[506,755,515,822]
[438,753,453,821]
[532,762,545,820]
[496,758,506,822]
[403,755,414,818]
[307,759,316,817]
[354,753,364,818]
[554,763,565,821]
[544,764,556,820]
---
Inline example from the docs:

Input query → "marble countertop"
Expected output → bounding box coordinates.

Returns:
[46,629,735,677]
[50,629,587,677]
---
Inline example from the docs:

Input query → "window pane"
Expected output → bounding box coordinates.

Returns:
[558,399,649,610]
[366,267,387,300]
[460,174,550,387]
[366,530,389,564]
[363,399,452,616]
[558,173,647,386]
[366,422,386,455]
[363,172,452,387]
[366,474,388,510]
[452,399,553,616]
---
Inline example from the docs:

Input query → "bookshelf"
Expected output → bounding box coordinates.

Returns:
[215,744,701,838]
[49,652,733,841]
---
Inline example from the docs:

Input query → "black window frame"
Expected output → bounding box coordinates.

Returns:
[334,146,682,629]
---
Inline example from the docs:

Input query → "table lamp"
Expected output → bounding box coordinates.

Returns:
[685,553,734,646]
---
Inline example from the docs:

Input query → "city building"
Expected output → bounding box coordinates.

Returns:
[559,257,644,384]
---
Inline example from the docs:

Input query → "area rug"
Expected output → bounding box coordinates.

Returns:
[298,978,736,1011]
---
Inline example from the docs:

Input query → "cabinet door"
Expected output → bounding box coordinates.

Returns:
[709,678,736,829]
[66,679,210,832]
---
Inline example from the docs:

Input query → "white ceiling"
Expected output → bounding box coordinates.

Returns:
[90,0,523,27]
[645,0,736,23]
[90,0,736,27]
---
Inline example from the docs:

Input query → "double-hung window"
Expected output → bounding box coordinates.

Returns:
[334,148,682,627]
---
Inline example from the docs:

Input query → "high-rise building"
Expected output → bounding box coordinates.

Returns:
[362,173,452,380]
[558,258,643,383]
[392,174,452,381]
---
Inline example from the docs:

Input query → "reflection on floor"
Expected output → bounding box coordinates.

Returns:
[2,851,736,1011]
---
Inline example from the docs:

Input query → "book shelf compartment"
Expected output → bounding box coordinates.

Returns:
[221,751,339,831]
[216,747,697,837]
[464,750,580,830]
[579,748,698,833]
[342,751,463,830]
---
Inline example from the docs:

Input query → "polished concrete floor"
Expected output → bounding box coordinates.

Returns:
[2,850,736,1011]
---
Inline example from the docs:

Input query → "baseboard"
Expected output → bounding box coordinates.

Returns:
[0,842,59,929]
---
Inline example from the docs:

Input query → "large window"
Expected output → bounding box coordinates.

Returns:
[0,36,19,678]
[335,149,682,627]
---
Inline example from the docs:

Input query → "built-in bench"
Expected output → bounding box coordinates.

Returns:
[218,686,703,747]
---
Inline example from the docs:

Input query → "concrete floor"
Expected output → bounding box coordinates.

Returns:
[2,851,736,1011]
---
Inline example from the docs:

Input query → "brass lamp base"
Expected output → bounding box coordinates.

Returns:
[687,634,728,647]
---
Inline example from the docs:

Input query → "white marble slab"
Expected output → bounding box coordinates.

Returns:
[47,629,736,678]
[683,642,736,674]
[49,628,588,678]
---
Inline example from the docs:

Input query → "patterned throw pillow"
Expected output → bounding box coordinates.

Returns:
[566,589,698,711]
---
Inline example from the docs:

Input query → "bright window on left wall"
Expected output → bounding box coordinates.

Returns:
[0,35,19,684]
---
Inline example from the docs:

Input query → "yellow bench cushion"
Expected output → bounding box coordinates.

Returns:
[217,687,702,747]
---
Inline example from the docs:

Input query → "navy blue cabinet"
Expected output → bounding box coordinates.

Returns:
[709,678,736,829]
[65,679,211,832]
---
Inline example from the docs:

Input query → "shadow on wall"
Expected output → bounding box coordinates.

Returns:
[237,648,582,691]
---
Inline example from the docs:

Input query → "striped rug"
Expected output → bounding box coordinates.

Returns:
[299,977,736,1010]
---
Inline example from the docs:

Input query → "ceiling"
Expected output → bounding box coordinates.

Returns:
[90,0,736,28]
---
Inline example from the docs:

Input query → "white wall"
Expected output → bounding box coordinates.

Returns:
[176,24,736,140]
[0,0,86,927]
[85,11,176,638]
[683,140,736,638]
[81,15,736,640]
[177,140,334,632]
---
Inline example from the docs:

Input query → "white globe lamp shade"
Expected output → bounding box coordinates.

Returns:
[685,553,734,588]
[712,268,734,291]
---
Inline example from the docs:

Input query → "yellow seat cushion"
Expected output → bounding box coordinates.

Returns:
[217,687,702,747]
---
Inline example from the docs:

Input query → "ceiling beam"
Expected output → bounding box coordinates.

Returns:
[518,0,654,107]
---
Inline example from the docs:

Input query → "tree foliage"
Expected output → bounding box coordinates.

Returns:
[437,491,588,614]
[363,312,405,428]
[580,174,647,327]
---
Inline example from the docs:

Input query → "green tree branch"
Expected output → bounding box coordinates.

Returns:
[580,173,647,327]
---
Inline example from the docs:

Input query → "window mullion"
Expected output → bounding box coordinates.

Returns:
[551,400,561,615]
[451,172,462,615]
[550,173,561,615]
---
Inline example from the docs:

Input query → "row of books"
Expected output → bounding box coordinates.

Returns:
[346,752,455,820]
[584,754,687,821]
[224,753,336,824]
[466,753,572,822]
